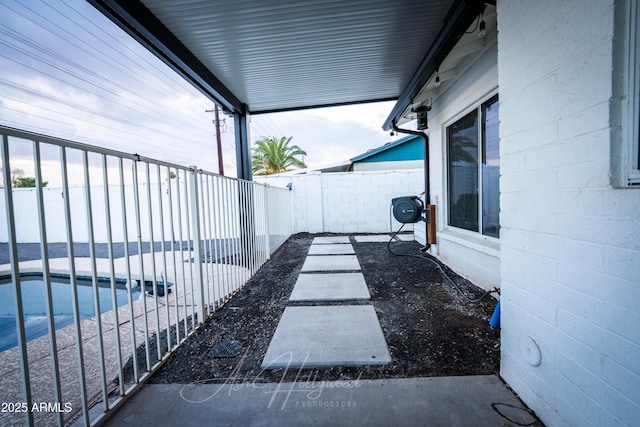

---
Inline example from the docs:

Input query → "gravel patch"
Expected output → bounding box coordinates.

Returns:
[149,233,500,385]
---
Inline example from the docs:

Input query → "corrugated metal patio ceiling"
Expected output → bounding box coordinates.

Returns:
[89,0,482,116]
[144,0,453,113]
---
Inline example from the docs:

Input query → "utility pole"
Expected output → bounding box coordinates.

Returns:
[206,105,225,176]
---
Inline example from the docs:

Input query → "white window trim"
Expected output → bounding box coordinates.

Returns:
[442,90,500,240]
[626,0,640,185]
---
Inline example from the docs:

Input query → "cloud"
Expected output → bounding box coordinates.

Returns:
[0,1,402,181]
[251,101,402,169]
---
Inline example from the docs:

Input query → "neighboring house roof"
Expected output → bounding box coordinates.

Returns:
[262,135,423,176]
[351,135,424,163]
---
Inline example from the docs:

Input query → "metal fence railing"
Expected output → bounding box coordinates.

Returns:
[0,125,292,426]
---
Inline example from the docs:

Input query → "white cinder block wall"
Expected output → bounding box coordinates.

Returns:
[256,170,424,234]
[0,183,244,244]
[320,170,423,233]
[498,1,640,426]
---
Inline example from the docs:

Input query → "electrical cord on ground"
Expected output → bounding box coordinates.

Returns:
[490,402,538,426]
[387,224,498,303]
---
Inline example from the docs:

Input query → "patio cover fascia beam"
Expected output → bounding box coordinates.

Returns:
[250,96,399,116]
[382,0,485,131]
[88,0,244,115]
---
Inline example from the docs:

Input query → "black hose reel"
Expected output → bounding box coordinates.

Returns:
[391,196,424,224]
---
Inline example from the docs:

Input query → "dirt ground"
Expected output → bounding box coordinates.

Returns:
[149,233,500,385]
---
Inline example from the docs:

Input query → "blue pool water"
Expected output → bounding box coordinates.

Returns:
[0,275,142,352]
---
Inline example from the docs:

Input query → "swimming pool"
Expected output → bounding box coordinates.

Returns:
[0,274,142,352]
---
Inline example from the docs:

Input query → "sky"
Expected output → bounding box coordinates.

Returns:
[0,0,402,184]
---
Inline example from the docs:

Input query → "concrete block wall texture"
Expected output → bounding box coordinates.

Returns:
[498,1,640,426]
[0,182,263,244]
[351,159,423,171]
[256,170,424,234]
[0,185,160,243]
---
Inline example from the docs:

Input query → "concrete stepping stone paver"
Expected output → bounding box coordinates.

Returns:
[354,235,393,243]
[308,244,355,255]
[395,234,415,241]
[312,236,351,244]
[301,255,360,272]
[289,272,370,301]
[354,234,415,243]
[261,305,391,368]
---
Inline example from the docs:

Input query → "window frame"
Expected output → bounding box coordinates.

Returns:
[627,0,640,185]
[444,92,500,239]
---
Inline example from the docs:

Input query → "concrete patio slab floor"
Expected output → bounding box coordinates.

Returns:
[308,243,355,255]
[101,375,542,427]
[289,272,370,302]
[301,255,360,272]
[261,305,390,368]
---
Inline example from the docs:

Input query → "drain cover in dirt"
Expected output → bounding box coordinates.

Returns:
[207,339,241,358]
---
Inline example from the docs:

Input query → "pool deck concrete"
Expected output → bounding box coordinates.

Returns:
[0,253,248,427]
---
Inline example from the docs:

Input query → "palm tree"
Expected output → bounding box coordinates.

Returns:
[251,136,307,175]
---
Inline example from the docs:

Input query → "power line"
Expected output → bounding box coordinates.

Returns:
[4,1,192,101]
[0,0,222,168]
[0,33,209,134]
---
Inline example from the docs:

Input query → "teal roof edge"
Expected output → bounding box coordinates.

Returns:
[351,134,424,163]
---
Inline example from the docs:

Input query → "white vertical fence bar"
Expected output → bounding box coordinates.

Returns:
[118,157,139,383]
[240,180,248,280]
[189,167,205,324]
[2,134,34,426]
[182,169,195,331]
[213,176,227,301]
[204,175,216,309]
[0,126,292,427]
[60,146,90,425]
[234,180,242,290]
[131,161,152,372]
[256,181,266,271]
[225,179,233,293]
[144,163,162,361]
[229,179,239,293]
[166,168,181,346]
[155,165,171,352]
[102,154,125,398]
[243,180,252,278]
[263,185,271,260]
[175,169,190,336]
[221,178,230,295]
[199,173,212,314]
[82,150,110,412]
[32,141,64,427]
